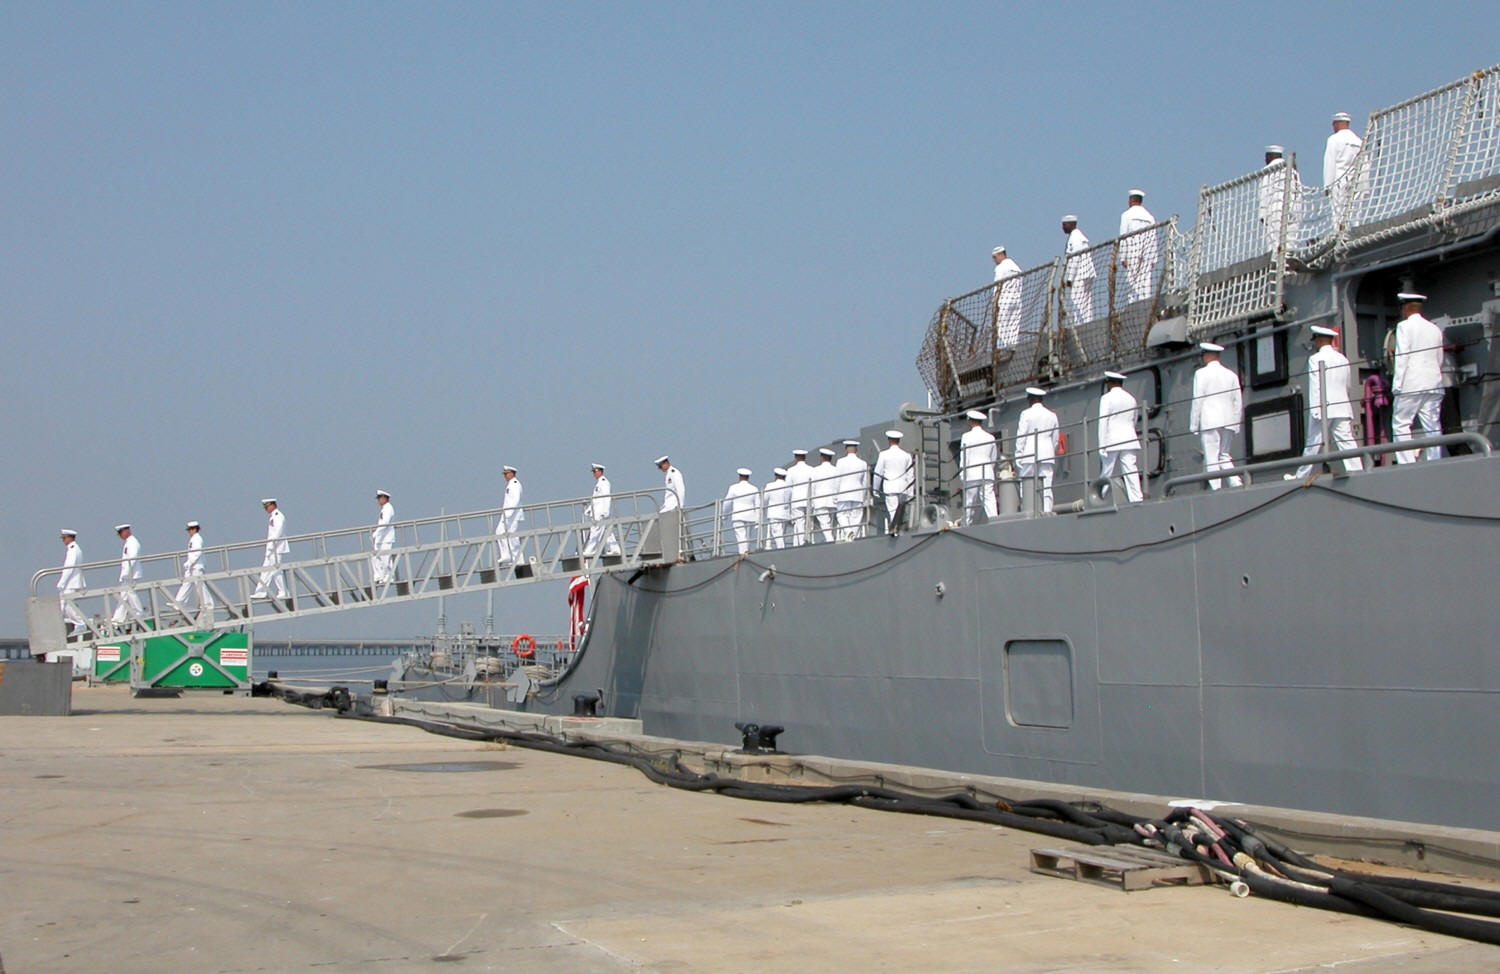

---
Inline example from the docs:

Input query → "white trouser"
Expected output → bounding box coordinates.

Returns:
[835,500,863,540]
[1294,417,1364,478]
[59,592,87,631]
[1392,389,1443,464]
[882,494,912,534]
[731,521,755,554]
[256,546,287,597]
[495,511,523,564]
[1066,280,1094,325]
[583,523,620,557]
[174,572,215,613]
[764,519,787,550]
[962,481,998,525]
[371,544,395,585]
[996,298,1022,347]
[813,507,837,544]
[1199,429,1242,489]
[788,507,809,546]
[1017,461,1054,513]
[1100,450,1143,503]
[111,584,144,625]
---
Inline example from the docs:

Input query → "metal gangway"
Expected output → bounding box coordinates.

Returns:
[28,490,679,655]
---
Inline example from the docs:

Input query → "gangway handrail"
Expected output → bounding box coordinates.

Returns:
[1161,433,1491,495]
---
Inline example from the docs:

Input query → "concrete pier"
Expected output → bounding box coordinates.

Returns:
[3,686,1494,972]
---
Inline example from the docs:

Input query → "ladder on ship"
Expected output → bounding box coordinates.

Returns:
[27,491,679,655]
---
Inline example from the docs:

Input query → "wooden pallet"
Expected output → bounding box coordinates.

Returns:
[1030,843,1214,892]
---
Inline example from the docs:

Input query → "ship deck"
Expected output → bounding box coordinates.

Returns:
[4,686,1496,972]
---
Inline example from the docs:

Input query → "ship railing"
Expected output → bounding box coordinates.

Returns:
[29,489,670,652]
[1162,433,1492,495]
[676,476,892,559]
[1187,161,1300,333]
[1054,218,1180,379]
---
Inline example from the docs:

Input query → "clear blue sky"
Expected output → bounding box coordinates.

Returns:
[3,2,1496,638]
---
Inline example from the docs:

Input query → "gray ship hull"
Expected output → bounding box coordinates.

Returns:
[528,455,1499,831]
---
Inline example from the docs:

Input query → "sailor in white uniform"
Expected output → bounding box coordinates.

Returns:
[992,245,1024,347]
[253,499,289,599]
[173,521,214,618]
[1258,145,1299,252]
[371,490,396,585]
[1324,111,1365,227]
[495,466,524,566]
[1061,215,1096,325]
[784,449,813,546]
[1098,372,1143,503]
[1117,190,1158,304]
[833,439,869,541]
[1189,342,1244,489]
[810,447,840,543]
[57,529,88,634]
[762,467,791,550]
[1015,387,1061,513]
[724,468,761,554]
[959,409,999,525]
[872,430,914,535]
[111,524,144,626]
[1391,292,1445,463]
[655,455,685,513]
[583,463,621,557]
[1291,326,1364,478]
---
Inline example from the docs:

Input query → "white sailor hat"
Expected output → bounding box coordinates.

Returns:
[114,523,131,533]
[1332,111,1352,123]
[965,409,987,421]
[591,462,605,471]
[818,447,836,457]
[1200,341,1224,353]
[502,464,518,473]
[185,520,200,529]
[992,245,1006,255]
[1310,325,1339,338]
[261,498,277,506]
[736,467,752,477]
[792,448,808,456]
[653,455,669,465]
[1026,386,1048,397]
[375,489,390,498]
[1061,213,1078,223]
[60,528,77,537]
[1104,370,1127,382]
[884,429,904,440]
[1128,188,1145,198]
[1265,144,1285,155]
[773,467,788,477]
[842,438,859,447]
[1397,291,1427,302]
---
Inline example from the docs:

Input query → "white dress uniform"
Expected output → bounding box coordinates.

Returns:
[1324,125,1366,225]
[809,455,840,544]
[833,448,869,540]
[724,475,761,554]
[762,473,791,550]
[495,474,525,565]
[1257,156,1300,252]
[872,439,915,530]
[255,506,289,598]
[58,536,88,632]
[1015,400,1061,513]
[111,532,144,625]
[1294,339,1364,478]
[959,418,999,525]
[1189,359,1245,489]
[1063,226,1097,325]
[1098,383,1143,503]
[173,529,215,615]
[371,498,396,584]
[661,465,685,512]
[1392,312,1445,463]
[993,255,1024,347]
[1117,203,1158,304]
[584,473,621,557]
[784,456,813,546]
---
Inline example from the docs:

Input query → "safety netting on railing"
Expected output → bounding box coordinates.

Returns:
[1055,219,1175,375]
[1187,163,1294,332]
[1445,66,1500,216]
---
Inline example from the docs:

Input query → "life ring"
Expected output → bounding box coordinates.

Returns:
[511,633,536,659]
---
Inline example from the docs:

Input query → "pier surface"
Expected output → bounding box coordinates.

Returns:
[3,687,1493,973]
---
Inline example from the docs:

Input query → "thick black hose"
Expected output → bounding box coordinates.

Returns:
[1330,876,1500,946]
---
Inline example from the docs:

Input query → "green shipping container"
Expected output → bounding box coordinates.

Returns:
[93,642,133,683]
[132,631,252,691]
